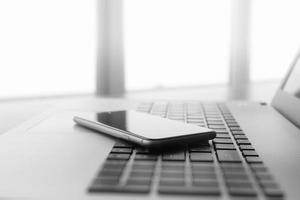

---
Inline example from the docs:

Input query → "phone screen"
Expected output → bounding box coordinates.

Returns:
[92,110,213,140]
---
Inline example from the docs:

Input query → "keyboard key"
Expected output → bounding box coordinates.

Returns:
[250,164,268,172]
[190,153,213,162]
[216,150,241,163]
[134,154,158,161]
[189,146,211,153]
[111,147,132,154]
[212,128,228,133]
[114,142,133,148]
[262,187,284,197]
[89,184,122,193]
[122,185,151,193]
[213,138,233,144]
[221,164,246,172]
[216,134,230,139]
[242,150,258,157]
[255,173,274,181]
[191,164,215,172]
[93,177,120,185]
[127,178,152,186]
[107,153,131,160]
[192,172,217,180]
[208,125,226,129]
[239,145,255,150]
[98,169,123,178]
[102,161,126,170]
[228,187,257,197]
[245,156,263,163]
[233,135,248,140]
[158,186,221,196]
[223,172,249,180]
[207,121,225,125]
[259,180,279,188]
[231,131,245,135]
[226,180,253,188]
[215,144,236,150]
[236,139,251,145]
[129,171,153,178]
[160,178,185,186]
[161,171,185,179]
[193,180,219,187]
[162,152,185,161]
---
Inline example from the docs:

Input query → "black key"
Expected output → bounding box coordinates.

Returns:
[215,144,236,150]
[191,164,215,172]
[189,146,211,153]
[215,130,229,134]
[250,164,268,172]
[262,187,284,197]
[134,154,158,161]
[193,180,219,187]
[93,177,120,185]
[245,156,263,163]
[227,124,240,127]
[213,138,233,144]
[216,133,231,139]
[98,169,123,178]
[89,184,122,193]
[208,125,226,129]
[226,180,253,188]
[158,186,221,196]
[135,148,154,154]
[132,161,156,168]
[161,171,185,179]
[161,163,185,171]
[216,150,241,163]
[190,152,213,162]
[223,172,249,180]
[192,172,217,180]
[255,173,274,181]
[213,128,228,133]
[129,171,153,178]
[160,178,185,186]
[228,187,257,197]
[207,121,225,125]
[259,180,279,188]
[220,163,245,172]
[236,139,251,145]
[127,178,152,186]
[190,141,210,147]
[107,153,131,160]
[162,152,185,161]
[230,127,242,131]
[233,135,248,140]
[114,142,133,148]
[231,131,245,135]
[242,150,258,157]
[239,145,255,150]
[102,161,126,170]
[122,185,151,193]
[111,147,132,154]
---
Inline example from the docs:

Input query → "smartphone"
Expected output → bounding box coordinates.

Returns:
[73,110,216,149]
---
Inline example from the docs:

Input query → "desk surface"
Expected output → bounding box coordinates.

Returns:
[0,81,279,134]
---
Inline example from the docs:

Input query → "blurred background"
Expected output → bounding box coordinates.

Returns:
[0,0,300,99]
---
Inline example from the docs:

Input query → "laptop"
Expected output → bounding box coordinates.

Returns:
[0,52,299,200]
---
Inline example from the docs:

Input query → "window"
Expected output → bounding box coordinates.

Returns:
[0,0,96,98]
[124,0,231,91]
[251,0,300,82]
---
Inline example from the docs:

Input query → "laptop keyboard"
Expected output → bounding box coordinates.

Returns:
[88,102,284,199]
